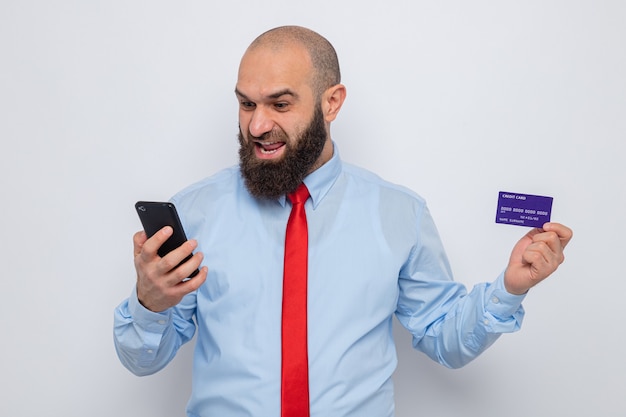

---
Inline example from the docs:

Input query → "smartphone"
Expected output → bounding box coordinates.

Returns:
[135,201,200,278]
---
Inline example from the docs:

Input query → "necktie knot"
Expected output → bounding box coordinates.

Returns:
[288,183,310,205]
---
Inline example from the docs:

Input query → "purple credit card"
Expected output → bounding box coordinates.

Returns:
[495,191,553,228]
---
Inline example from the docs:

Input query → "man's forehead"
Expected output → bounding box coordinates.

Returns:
[236,45,314,99]
[239,43,312,73]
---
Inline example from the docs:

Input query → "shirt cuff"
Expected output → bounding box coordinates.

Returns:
[485,272,526,319]
[128,286,172,333]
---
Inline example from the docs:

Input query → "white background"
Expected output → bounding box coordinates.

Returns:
[1,1,624,416]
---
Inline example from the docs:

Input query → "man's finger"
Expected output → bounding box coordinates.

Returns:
[542,222,573,248]
[140,226,173,260]
[159,242,202,285]
[133,230,148,256]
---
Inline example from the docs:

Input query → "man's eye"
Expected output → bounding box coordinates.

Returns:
[240,101,255,109]
[274,102,288,110]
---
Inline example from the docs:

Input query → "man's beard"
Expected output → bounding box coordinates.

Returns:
[238,104,327,199]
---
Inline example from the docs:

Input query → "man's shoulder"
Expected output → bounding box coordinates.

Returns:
[341,162,426,206]
[171,165,242,204]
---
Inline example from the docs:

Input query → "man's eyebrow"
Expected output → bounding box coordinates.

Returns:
[267,89,297,100]
[234,88,298,101]
[234,88,249,100]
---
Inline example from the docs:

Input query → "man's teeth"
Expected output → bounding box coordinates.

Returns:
[257,141,283,154]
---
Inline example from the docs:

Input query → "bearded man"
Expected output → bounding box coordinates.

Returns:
[114,26,572,417]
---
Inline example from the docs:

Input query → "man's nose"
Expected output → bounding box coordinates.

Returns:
[248,107,274,138]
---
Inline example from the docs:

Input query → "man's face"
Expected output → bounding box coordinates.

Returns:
[238,103,326,199]
[235,44,331,199]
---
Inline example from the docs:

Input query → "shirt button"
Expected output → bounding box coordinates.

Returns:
[157,320,166,325]
[483,319,490,325]
[491,296,500,304]
[146,349,153,354]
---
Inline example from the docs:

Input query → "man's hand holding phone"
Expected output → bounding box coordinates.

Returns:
[133,226,207,312]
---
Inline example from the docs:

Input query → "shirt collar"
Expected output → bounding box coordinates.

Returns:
[277,141,342,209]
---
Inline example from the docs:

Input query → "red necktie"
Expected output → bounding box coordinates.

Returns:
[281,183,311,417]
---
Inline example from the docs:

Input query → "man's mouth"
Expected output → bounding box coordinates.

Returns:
[255,141,286,156]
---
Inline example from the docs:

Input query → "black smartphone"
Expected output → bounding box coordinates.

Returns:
[135,201,200,278]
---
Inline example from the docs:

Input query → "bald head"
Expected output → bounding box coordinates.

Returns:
[246,26,341,97]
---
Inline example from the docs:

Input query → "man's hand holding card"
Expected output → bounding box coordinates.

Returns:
[495,191,573,295]
[504,222,573,295]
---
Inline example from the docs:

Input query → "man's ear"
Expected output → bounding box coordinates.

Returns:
[321,84,347,123]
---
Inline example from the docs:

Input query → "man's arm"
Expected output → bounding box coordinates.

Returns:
[113,287,197,376]
[397,207,572,369]
[113,228,208,375]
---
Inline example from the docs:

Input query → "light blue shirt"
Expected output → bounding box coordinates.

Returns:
[114,145,525,417]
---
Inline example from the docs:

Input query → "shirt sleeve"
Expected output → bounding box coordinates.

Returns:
[113,286,197,376]
[395,203,526,369]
